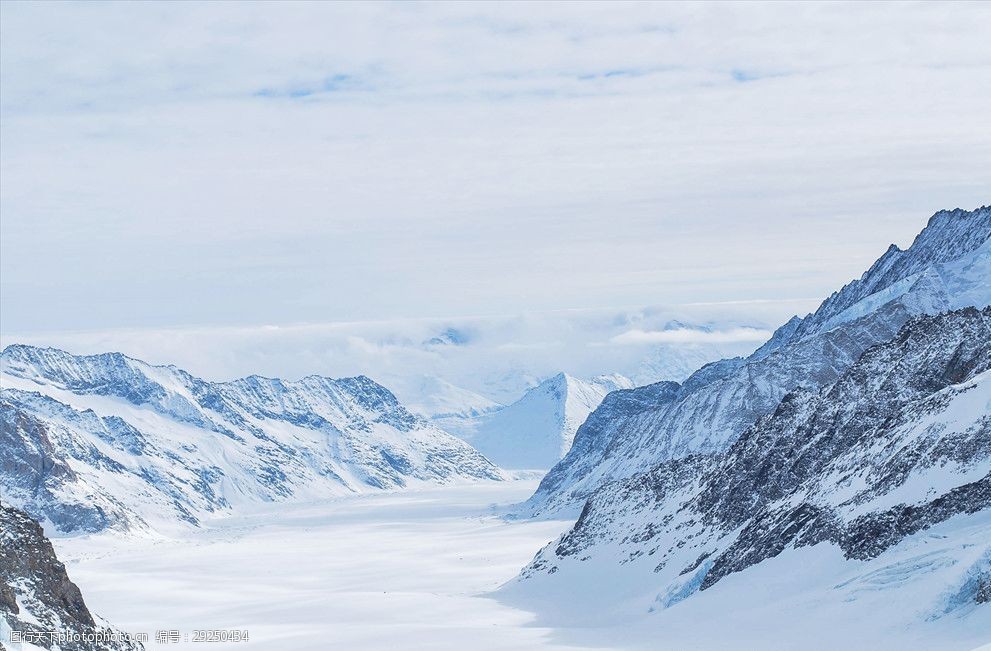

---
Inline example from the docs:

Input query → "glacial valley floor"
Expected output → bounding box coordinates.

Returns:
[51,479,991,651]
[53,480,589,651]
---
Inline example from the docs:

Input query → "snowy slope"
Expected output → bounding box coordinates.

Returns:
[508,308,991,645]
[451,373,634,470]
[0,346,504,535]
[397,375,503,420]
[520,205,991,516]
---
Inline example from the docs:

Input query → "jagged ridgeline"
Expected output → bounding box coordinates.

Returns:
[521,307,990,599]
[519,205,991,517]
[510,205,991,628]
[0,504,143,650]
[0,352,504,534]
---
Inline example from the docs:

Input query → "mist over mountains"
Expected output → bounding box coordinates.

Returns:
[2,303,786,409]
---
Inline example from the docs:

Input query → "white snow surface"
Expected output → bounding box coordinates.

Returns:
[448,373,634,470]
[54,481,583,651]
[401,375,503,419]
[500,510,991,651]
[50,480,991,651]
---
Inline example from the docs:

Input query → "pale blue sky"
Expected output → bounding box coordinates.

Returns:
[2,1,990,337]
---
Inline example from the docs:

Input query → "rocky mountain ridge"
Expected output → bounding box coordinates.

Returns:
[519,205,991,516]
[513,307,991,629]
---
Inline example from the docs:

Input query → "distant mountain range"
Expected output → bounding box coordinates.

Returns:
[439,373,634,470]
[0,347,504,534]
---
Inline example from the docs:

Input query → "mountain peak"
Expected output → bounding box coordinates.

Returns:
[521,204,991,516]
[518,307,991,630]
[454,371,633,470]
[762,204,991,354]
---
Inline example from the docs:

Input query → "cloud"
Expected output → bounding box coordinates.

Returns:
[610,326,772,346]
[0,302,793,404]
[1,3,989,335]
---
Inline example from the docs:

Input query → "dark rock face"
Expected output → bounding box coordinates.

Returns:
[553,454,714,561]
[0,504,142,650]
[697,306,991,519]
[977,575,991,605]
[839,474,991,561]
[521,307,991,612]
[1,404,78,502]
[703,307,991,582]
[521,206,991,516]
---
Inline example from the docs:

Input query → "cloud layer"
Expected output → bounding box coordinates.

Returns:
[610,326,771,345]
[0,300,803,405]
[1,2,989,334]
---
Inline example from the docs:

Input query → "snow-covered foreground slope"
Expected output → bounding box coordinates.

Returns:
[502,512,991,650]
[522,205,991,516]
[0,346,503,535]
[505,307,991,649]
[444,373,634,470]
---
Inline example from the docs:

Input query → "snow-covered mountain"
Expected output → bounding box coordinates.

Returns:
[1,504,143,650]
[508,307,991,646]
[519,205,991,516]
[0,346,504,535]
[448,373,634,470]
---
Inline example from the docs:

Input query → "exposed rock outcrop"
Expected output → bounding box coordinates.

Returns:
[0,504,142,650]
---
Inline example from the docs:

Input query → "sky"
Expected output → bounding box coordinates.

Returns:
[1,2,990,385]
